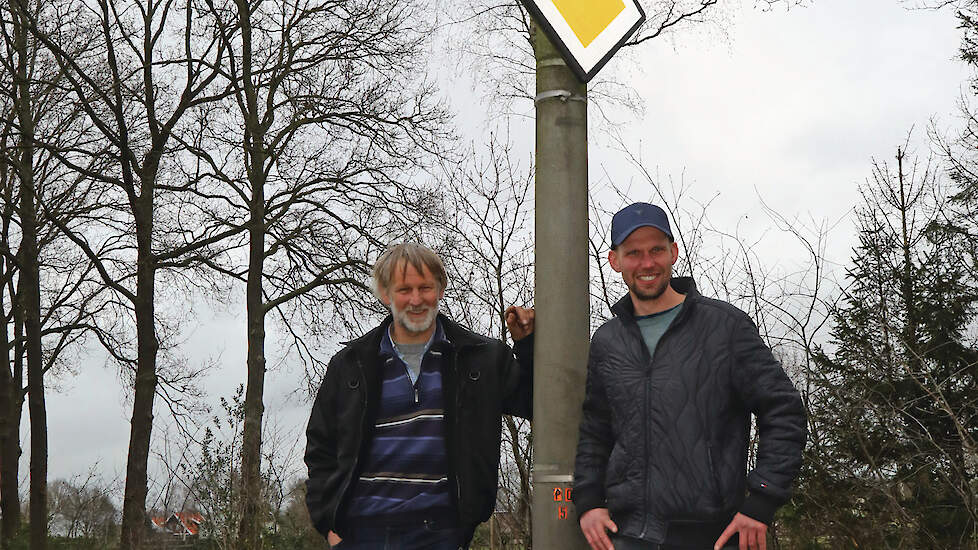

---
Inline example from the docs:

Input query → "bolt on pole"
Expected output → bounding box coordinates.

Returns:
[531,19,591,550]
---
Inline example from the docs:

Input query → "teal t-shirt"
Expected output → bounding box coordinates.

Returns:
[635,302,684,359]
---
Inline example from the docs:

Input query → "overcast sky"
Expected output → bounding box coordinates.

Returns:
[616,0,966,243]
[37,0,972,501]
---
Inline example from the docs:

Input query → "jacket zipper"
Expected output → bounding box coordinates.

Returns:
[639,373,650,539]
[404,358,420,404]
[332,356,368,528]
[634,304,687,540]
[414,350,424,404]
[392,350,421,404]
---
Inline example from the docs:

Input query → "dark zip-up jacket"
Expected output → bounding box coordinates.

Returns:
[305,314,533,537]
[574,278,806,547]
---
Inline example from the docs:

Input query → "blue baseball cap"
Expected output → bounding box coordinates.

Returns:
[611,202,673,247]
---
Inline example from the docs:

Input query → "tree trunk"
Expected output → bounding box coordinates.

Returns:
[119,196,158,550]
[895,148,918,358]
[236,2,268,545]
[2,286,24,547]
[0,284,22,548]
[238,197,267,550]
[12,1,47,547]
[0,138,22,549]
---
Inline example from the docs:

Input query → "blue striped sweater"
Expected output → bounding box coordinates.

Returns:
[344,321,454,525]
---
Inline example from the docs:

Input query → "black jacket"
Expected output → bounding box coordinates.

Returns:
[304,314,533,537]
[574,278,806,546]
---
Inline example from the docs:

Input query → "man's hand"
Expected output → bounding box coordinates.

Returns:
[327,531,342,547]
[714,513,767,550]
[505,306,535,341]
[580,508,617,550]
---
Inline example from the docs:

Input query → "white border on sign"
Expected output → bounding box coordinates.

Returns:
[533,0,643,74]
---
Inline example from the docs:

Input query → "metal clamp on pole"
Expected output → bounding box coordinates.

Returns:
[536,474,575,483]
[538,58,568,68]
[535,90,587,104]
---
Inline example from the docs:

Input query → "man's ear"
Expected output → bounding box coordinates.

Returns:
[670,241,679,265]
[608,249,622,273]
[378,287,392,307]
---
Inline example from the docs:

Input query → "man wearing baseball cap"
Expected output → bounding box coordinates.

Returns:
[573,202,806,550]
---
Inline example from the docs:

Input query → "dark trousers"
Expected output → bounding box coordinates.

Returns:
[334,520,471,550]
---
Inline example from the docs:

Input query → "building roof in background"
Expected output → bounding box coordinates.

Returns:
[151,512,202,536]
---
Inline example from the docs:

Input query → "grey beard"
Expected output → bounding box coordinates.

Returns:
[391,302,439,334]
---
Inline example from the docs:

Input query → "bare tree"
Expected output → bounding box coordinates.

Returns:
[151,385,307,550]
[0,1,113,547]
[435,132,534,547]
[7,0,47,544]
[11,0,249,547]
[0,76,22,548]
[180,1,449,547]
[48,471,119,542]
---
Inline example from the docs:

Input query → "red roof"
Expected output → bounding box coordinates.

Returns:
[151,512,203,536]
[174,512,202,535]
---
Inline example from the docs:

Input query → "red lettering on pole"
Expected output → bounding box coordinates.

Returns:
[553,488,563,501]
[565,487,573,501]
[557,506,568,520]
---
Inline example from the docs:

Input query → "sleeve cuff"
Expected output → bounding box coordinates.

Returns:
[513,333,534,365]
[739,491,780,525]
[574,497,605,521]
[513,332,534,349]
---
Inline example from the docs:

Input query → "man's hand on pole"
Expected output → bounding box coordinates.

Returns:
[714,512,767,550]
[505,306,535,341]
[580,508,617,550]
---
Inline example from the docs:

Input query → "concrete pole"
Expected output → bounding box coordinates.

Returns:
[531,20,591,550]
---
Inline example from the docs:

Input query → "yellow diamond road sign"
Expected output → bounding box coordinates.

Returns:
[521,0,645,82]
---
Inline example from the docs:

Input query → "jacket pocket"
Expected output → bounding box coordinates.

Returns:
[706,444,727,509]
[604,444,634,520]
[605,443,628,489]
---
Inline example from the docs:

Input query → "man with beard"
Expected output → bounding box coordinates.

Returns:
[305,242,534,549]
[574,203,806,550]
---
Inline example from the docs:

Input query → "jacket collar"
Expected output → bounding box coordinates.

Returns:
[379,318,450,357]
[611,276,700,322]
[345,312,485,361]
[435,313,486,349]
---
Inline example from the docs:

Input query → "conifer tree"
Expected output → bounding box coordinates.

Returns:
[809,145,978,548]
